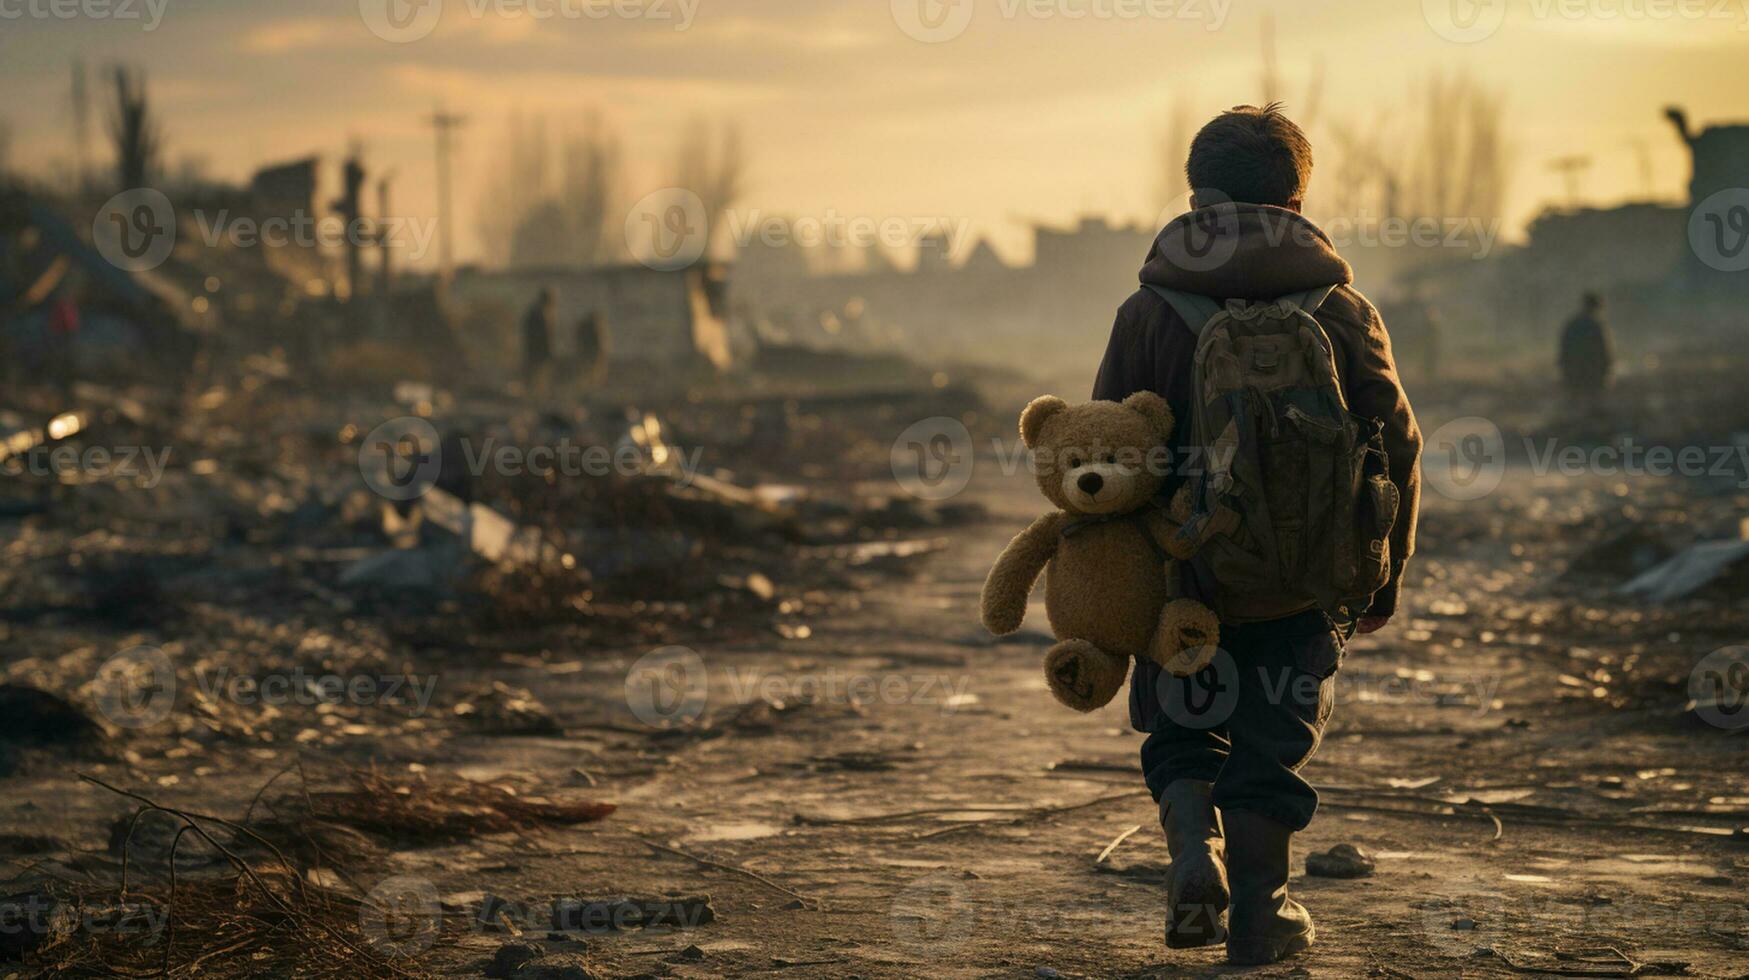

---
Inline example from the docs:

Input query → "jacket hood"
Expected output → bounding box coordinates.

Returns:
[1139,204,1352,300]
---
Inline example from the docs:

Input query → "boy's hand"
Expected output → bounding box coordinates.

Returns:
[1355,616,1390,635]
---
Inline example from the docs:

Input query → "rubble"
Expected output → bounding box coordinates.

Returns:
[1619,538,1749,602]
[1306,843,1377,878]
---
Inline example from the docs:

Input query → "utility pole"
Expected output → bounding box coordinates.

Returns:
[71,59,91,194]
[378,170,396,300]
[426,108,467,289]
[1547,155,1592,209]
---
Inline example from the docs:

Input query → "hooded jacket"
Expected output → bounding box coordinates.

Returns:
[1092,204,1423,624]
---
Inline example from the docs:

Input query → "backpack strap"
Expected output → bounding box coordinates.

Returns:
[1280,285,1339,316]
[1143,284,1224,336]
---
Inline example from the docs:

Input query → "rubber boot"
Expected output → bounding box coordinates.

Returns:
[1159,779,1228,949]
[1224,809,1315,965]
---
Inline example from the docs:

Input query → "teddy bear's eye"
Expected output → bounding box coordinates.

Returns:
[1105,454,1116,465]
[1069,456,1082,469]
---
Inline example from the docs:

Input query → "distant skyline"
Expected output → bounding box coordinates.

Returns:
[3,0,1746,270]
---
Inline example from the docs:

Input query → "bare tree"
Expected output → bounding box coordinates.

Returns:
[106,64,161,192]
[477,114,553,267]
[476,112,626,269]
[1321,71,1508,234]
[559,111,623,267]
[674,116,746,256]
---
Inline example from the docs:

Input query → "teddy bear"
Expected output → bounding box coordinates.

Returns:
[980,392,1222,712]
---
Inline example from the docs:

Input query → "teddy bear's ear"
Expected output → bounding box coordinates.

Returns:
[1123,391,1175,439]
[1018,395,1068,449]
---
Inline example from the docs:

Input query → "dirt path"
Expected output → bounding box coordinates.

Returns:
[375,456,1746,979]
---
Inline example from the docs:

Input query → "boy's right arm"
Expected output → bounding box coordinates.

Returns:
[1092,290,1156,402]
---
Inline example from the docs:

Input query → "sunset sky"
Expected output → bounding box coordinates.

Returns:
[3,0,1746,268]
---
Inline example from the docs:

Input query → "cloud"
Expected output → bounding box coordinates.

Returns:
[239,17,357,54]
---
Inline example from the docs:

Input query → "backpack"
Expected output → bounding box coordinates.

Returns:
[1145,284,1399,624]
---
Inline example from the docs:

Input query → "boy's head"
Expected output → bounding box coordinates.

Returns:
[1185,102,1313,212]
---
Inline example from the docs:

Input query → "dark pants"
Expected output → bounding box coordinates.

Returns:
[1133,610,1343,831]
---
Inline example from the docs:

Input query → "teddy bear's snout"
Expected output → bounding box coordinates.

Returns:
[1076,472,1105,496]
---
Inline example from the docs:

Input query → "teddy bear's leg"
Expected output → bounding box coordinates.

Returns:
[1150,599,1223,677]
[1044,639,1129,712]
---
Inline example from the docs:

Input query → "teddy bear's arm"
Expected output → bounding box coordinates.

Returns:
[980,512,1067,636]
[1141,508,1198,562]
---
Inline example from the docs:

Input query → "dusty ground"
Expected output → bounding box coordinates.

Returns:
[5,376,1749,979]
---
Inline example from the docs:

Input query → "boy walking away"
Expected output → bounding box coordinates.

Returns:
[1093,104,1422,965]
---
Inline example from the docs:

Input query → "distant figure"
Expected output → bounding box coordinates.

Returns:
[521,287,555,399]
[1559,292,1614,394]
[574,310,610,388]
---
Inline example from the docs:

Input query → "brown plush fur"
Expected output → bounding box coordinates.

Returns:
[981,394,1221,712]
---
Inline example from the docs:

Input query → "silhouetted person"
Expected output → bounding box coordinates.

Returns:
[1559,292,1614,394]
[574,310,610,388]
[522,287,555,399]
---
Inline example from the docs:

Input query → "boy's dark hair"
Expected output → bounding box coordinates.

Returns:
[1185,102,1313,208]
